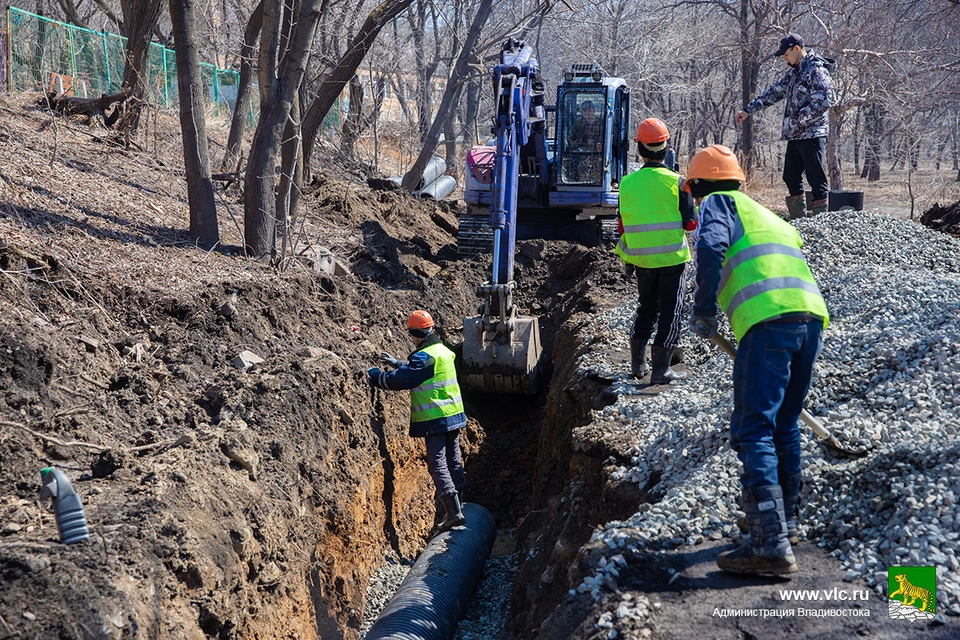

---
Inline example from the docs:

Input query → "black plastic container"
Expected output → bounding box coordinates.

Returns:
[829,190,864,211]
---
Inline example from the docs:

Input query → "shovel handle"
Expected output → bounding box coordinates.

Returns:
[710,335,834,442]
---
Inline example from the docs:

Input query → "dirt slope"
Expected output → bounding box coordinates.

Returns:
[0,93,494,639]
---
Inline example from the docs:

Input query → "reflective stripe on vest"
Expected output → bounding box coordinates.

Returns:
[615,167,691,268]
[714,190,830,340]
[409,343,464,423]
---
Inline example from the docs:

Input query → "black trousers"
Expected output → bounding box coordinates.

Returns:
[631,262,687,350]
[783,137,829,201]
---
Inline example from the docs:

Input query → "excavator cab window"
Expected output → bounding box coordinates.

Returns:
[559,90,606,186]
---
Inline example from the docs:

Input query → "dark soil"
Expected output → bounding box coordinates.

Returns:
[920,200,960,237]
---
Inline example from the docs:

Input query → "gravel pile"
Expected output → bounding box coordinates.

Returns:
[359,552,411,638]
[574,212,960,614]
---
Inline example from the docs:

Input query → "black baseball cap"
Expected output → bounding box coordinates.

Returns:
[772,33,804,57]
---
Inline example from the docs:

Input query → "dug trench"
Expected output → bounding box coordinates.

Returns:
[0,100,638,640]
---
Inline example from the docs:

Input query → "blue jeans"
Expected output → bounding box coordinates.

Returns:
[731,319,823,488]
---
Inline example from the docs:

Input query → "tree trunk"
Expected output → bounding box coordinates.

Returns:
[276,82,305,258]
[341,74,363,161]
[243,0,324,259]
[169,0,219,249]
[401,0,493,192]
[861,103,882,182]
[222,0,264,170]
[300,0,415,182]
[463,76,480,147]
[827,107,842,190]
[738,0,754,173]
[119,0,164,103]
[443,84,462,173]
[853,106,861,175]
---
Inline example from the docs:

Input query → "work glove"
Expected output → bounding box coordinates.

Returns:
[380,353,406,369]
[367,367,383,387]
[621,263,635,278]
[689,315,718,339]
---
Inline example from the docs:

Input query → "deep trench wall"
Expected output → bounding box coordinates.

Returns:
[0,249,481,638]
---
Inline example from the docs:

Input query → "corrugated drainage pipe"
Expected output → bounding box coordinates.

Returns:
[364,502,496,640]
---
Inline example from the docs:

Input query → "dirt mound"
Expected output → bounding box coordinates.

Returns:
[920,200,960,237]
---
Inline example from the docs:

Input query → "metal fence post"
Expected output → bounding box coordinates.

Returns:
[162,46,169,107]
[102,31,110,92]
[67,27,77,93]
[213,69,220,116]
[5,8,12,93]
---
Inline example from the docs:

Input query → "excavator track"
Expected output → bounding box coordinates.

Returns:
[601,217,619,244]
[457,212,494,256]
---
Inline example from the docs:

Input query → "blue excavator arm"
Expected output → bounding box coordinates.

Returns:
[461,39,544,395]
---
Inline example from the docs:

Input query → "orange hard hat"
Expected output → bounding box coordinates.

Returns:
[406,310,435,330]
[683,145,746,192]
[635,118,670,150]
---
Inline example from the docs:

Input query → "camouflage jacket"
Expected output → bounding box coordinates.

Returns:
[745,52,835,141]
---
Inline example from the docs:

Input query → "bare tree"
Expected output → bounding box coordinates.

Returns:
[119,0,164,104]
[169,0,219,248]
[401,0,494,191]
[300,0,416,182]
[243,0,325,258]
[222,0,265,170]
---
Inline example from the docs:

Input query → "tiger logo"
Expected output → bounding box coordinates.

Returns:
[890,573,933,612]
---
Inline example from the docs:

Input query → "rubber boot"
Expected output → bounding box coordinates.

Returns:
[650,345,687,384]
[809,198,828,216]
[718,485,797,575]
[785,194,806,220]
[630,339,650,378]
[436,493,465,533]
[671,347,684,365]
[457,485,465,505]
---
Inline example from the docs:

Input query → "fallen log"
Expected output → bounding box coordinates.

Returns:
[41,90,132,127]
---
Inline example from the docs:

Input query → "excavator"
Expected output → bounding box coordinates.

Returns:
[460,39,631,394]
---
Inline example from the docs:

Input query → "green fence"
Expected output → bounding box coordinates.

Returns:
[3,7,254,118]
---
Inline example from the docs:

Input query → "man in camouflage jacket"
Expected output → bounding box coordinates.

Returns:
[737,34,835,218]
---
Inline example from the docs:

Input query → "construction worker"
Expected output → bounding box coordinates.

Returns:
[368,310,467,533]
[736,33,835,219]
[615,118,697,383]
[685,145,829,575]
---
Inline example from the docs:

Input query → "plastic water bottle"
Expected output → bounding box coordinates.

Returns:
[39,468,90,544]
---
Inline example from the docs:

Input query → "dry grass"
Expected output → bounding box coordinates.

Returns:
[0,93,360,307]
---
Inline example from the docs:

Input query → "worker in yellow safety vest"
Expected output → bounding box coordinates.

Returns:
[615,118,698,384]
[685,144,830,575]
[368,310,467,532]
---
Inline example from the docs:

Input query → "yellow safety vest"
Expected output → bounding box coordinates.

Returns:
[714,190,830,340]
[409,343,464,423]
[615,166,691,268]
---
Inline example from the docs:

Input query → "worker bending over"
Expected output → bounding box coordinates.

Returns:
[686,145,830,575]
[368,310,467,533]
[615,118,697,383]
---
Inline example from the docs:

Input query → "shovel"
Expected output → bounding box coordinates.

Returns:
[711,334,868,458]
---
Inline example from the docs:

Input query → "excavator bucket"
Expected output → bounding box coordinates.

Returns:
[461,315,543,394]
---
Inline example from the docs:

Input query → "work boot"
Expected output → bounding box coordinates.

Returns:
[718,485,798,575]
[630,339,650,378]
[785,194,806,220]
[809,198,828,216]
[650,345,687,384]
[436,493,466,533]
[780,473,802,544]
